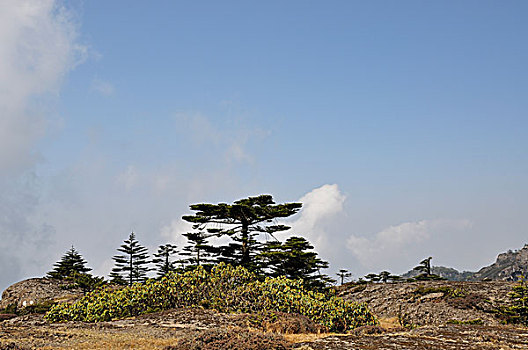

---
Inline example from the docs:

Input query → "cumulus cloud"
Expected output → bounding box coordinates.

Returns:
[347,219,473,273]
[0,0,85,292]
[288,184,346,252]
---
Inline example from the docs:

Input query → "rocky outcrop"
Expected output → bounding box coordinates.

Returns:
[339,280,514,326]
[0,278,81,310]
[471,244,528,281]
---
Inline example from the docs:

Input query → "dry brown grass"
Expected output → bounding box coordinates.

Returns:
[378,316,403,330]
[1,326,180,350]
[283,332,330,343]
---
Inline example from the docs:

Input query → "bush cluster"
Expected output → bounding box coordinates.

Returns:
[45,263,376,332]
[413,285,466,298]
[496,279,528,325]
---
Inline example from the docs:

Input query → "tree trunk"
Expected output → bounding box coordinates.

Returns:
[241,220,249,265]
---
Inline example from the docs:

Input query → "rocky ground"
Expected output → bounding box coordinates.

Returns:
[338,280,514,326]
[1,280,527,349]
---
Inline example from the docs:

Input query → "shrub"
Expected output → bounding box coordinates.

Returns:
[413,285,466,298]
[45,263,377,332]
[447,319,483,325]
[496,278,528,325]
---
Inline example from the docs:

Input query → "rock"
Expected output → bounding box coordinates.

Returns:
[0,278,81,310]
[419,292,444,301]
[471,244,528,281]
[340,280,514,326]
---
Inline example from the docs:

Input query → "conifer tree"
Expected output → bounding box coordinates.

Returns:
[182,195,302,271]
[379,271,401,283]
[180,231,217,269]
[259,236,333,289]
[152,244,179,278]
[414,257,432,275]
[110,232,151,285]
[364,273,381,283]
[411,257,445,281]
[337,269,352,285]
[47,246,91,279]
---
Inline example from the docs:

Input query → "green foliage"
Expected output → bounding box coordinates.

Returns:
[364,271,401,283]
[180,232,217,269]
[110,232,151,285]
[152,244,179,278]
[409,257,445,281]
[414,257,432,275]
[68,272,106,294]
[3,300,56,316]
[336,269,352,286]
[259,236,333,290]
[447,318,483,325]
[413,285,466,298]
[45,263,377,332]
[182,195,302,271]
[397,305,416,330]
[2,303,17,314]
[47,246,91,279]
[497,278,528,325]
[364,273,381,283]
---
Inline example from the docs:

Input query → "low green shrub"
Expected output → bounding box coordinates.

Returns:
[413,285,466,298]
[45,263,376,332]
[496,278,528,325]
[447,318,483,325]
[1,300,55,316]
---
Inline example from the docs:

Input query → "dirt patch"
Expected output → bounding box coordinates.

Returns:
[294,324,528,349]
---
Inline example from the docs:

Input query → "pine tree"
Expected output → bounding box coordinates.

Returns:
[182,195,302,271]
[110,232,151,285]
[413,257,432,275]
[71,272,105,294]
[47,246,91,279]
[412,257,445,281]
[180,231,217,269]
[364,273,381,283]
[337,269,352,285]
[259,236,333,289]
[152,244,179,278]
[506,277,528,325]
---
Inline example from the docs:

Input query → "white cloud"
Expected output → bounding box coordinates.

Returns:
[160,218,193,248]
[288,184,346,251]
[347,219,473,273]
[0,0,86,175]
[0,0,85,292]
[91,77,114,96]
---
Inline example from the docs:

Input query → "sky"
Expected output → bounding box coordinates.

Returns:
[1,0,527,292]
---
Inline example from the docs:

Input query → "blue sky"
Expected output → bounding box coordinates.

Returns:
[1,0,527,291]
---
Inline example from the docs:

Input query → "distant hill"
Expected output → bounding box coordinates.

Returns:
[470,244,528,281]
[401,266,474,281]
[400,244,528,282]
